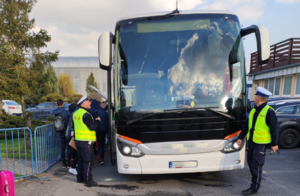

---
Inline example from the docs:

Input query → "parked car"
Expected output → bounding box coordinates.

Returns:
[25,102,57,120]
[250,97,296,108]
[268,99,300,149]
[2,100,22,116]
[268,97,295,102]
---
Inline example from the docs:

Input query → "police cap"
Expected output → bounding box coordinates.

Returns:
[255,86,272,98]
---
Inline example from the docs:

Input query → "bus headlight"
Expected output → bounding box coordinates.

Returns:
[117,139,144,157]
[122,146,131,154]
[222,139,243,153]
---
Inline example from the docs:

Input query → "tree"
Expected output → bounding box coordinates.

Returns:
[0,96,3,115]
[29,54,59,104]
[0,0,59,147]
[46,65,59,94]
[58,73,76,99]
[29,64,59,104]
[40,93,64,103]
[0,43,13,115]
[86,72,98,94]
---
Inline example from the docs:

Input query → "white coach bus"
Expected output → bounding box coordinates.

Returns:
[96,10,270,174]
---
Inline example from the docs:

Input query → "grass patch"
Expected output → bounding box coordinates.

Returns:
[0,136,60,160]
[0,137,34,160]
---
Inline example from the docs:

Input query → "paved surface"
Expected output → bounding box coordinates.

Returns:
[1,157,35,176]
[15,147,300,196]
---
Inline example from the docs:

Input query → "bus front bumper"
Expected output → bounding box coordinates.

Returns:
[117,146,245,174]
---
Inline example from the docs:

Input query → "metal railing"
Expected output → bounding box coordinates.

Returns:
[250,38,300,74]
[0,128,35,180]
[0,124,61,183]
[34,123,60,175]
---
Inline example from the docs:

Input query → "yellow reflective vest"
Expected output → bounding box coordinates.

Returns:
[73,108,96,141]
[247,105,273,144]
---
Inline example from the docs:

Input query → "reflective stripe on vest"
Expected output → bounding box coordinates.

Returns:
[73,108,96,141]
[247,105,273,144]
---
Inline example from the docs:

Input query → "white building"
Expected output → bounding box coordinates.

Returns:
[52,57,107,97]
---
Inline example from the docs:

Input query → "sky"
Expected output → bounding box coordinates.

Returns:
[30,0,300,72]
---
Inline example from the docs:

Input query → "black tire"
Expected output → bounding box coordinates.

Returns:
[279,128,300,149]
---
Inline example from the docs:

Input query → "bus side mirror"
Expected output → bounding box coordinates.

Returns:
[241,25,270,65]
[98,32,113,71]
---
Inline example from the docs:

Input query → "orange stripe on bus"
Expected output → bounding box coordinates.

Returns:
[119,135,142,144]
[224,130,241,140]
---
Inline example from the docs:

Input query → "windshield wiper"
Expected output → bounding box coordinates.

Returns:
[163,107,219,112]
[126,113,158,125]
[126,108,194,125]
[203,108,236,120]
[164,107,236,120]
[126,107,235,125]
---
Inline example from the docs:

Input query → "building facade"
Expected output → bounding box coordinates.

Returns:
[52,57,107,97]
[248,38,300,100]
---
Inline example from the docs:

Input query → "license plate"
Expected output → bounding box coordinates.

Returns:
[169,161,197,169]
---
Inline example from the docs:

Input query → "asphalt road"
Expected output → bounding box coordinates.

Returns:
[15,147,300,196]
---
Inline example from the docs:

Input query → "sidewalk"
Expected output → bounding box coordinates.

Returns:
[1,157,35,176]
[14,153,147,196]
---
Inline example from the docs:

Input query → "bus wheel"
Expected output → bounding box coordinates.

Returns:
[279,128,300,149]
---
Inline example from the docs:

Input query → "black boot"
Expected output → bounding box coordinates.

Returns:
[242,187,257,195]
[84,180,98,187]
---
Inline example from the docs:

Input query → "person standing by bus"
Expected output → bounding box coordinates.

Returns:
[90,99,109,166]
[237,86,279,195]
[53,99,71,168]
[68,97,79,175]
[73,95,101,186]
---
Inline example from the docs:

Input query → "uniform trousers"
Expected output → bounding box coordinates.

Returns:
[247,141,267,191]
[75,140,94,183]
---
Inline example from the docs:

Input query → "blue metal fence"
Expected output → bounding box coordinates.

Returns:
[0,127,35,179]
[34,123,60,175]
[0,124,61,183]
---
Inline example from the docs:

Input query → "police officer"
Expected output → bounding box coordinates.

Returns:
[237,86,279,195]
[73,95,101,186]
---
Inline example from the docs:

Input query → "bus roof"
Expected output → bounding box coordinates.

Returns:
[117,10,236,24]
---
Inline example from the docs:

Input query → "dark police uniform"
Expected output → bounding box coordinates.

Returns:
[73,107,100,185]
[238,101,278,193]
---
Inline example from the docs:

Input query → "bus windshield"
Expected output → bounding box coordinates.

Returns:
[117,13,246,115]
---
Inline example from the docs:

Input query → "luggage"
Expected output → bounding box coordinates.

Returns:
[54,110,67,133]
[0,170,15,196]
[65,114,74,139]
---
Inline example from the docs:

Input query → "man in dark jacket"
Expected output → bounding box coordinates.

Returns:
[68,98,79,175]
[53,99,71,168]
[90,99,109,166]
